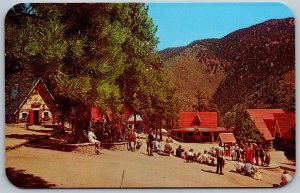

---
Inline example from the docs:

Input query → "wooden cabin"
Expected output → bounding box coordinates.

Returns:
[91,107,146,133]
[218,133,237,156]
[172,112,225,143]
[247,109,295,150]
[5,78,58,125]
[127,114,145,133]
[273,113,295,150]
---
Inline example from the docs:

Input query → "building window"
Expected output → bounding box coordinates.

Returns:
[22,112,28,119]
[202,132,209,137]
[44,112,49,117]
[187,132,194,137]
[20,112,29,122]
[42,111,50,121]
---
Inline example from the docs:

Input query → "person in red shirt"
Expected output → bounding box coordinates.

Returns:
[127,129,136,151]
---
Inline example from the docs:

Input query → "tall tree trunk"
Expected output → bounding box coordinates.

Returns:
[61,112,65,133]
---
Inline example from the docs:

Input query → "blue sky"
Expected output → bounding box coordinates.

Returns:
[147,3,294,51]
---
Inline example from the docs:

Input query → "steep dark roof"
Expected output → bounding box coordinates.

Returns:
[5,78,56,114]
[178,112,217,129]
[247,109,284,140]
[273,113,295,139]
[264,119,277,138]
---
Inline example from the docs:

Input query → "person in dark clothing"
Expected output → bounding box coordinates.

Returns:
[147,130,155,156]
[254,145,260,165]
[216,143,225,175]
[258,145,265,166]
[176,145,183,157]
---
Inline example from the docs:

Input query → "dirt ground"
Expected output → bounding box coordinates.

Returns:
[5,125,53,149]
[5,132,295,188]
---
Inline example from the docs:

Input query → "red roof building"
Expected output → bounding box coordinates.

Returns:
[5,78,58,125]
[247,109,295,150]
[218,133,237,144]
[91,106,113,122]
[178,112,217,129]
[263,119,277,138]
[247,109,284,140]
[172,112,224,143]
[91,107,147,133]
[273,113,295,140]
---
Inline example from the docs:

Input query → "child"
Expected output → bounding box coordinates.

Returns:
[252,166,262,180]
[136,136,142,150]
[265,150,271,166]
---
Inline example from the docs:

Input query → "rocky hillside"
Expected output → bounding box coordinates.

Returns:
[161,18,295,113]
[163,42,225,111]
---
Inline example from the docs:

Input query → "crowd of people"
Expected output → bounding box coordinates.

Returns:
[228,142,271,167]
[139,132,280,180]
[85,126,292,186]
[233,160,263,180]
[88,118,126,143]
[146,130,175,156]
[228,142,271,180]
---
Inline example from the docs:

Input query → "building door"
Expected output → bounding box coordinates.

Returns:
[34,110,39,125]
[274,134,282,150]
[29,109,34,125]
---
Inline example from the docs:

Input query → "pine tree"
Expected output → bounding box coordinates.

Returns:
[192,90,210,112]
[223,109,262,143]
[5,3,177,142]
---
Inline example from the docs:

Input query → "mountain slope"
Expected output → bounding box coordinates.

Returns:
[161,18,295,113]
[164,43,225,111]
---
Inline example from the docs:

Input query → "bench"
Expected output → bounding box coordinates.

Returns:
[101,142,127,151]
[66,143,95,154]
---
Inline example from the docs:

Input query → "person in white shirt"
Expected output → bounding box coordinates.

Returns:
[201,150,209,164]
[153,139,162,152]
[186,149,195,162]
[88,127,101,155]
[234,161,245,173]
[281,171,292,186]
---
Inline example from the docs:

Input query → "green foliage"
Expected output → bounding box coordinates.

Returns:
[54,73,91,102]
[209,18,295,114]
[5,3,178,140]
[223,109,263,142]
[161,18,295,115]
[192,90,210,112]
[192,91,223,126]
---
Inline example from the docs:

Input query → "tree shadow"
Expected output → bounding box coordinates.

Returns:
[26,128,53,134]
[25,133,74,152]
[6,134,47,141]
[280,162,296,166]
[6,167,56,188]
[280,166,296,172]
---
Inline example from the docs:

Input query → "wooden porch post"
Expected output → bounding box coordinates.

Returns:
[211,132,215,143]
